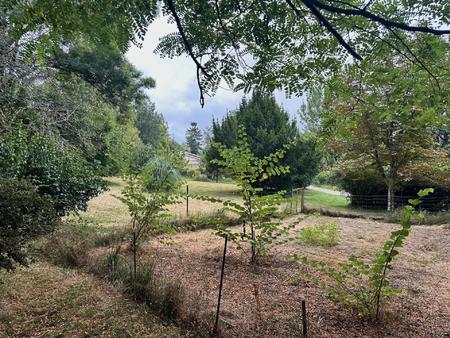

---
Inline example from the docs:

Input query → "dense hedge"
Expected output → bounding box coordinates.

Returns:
[337,169,450,211]
[0,126,106,215]
[0,179,58,271]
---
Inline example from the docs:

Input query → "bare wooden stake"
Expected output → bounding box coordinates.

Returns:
[213,235,228,334]
[301,299,308,338]
[186,184,189,216]
[300,188,305,213]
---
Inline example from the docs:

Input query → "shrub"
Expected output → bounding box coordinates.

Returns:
[297,222,339,247]
[118,173,180,277]
[0,179,58,271]
[0,126,106,215]
[312,170,336,186]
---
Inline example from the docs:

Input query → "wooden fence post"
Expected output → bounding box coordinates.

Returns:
[300,188,305,213]
[301,299,308,338]
[213,235,228,334]
[186,184,189,217]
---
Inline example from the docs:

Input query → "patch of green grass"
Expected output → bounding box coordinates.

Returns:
[297,222,339,247]
[303,190,388,218]
[303,190,349,210]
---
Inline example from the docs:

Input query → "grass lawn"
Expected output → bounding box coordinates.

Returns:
[303,189,388,218]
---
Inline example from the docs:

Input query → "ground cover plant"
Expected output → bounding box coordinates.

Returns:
[297,222,339,247]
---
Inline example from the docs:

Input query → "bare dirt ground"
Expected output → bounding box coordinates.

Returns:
[143,215,450,337]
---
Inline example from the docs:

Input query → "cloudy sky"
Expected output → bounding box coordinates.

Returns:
[126,16,305,143]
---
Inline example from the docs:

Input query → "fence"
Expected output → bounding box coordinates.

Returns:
[348,194,450,211]
[287,189,450,214]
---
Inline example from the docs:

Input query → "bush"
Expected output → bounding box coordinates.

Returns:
[336,168,450,211]
[297,222,339,247]
[312,170,336,186]
[0,179,58,271]
[0,126,107,215]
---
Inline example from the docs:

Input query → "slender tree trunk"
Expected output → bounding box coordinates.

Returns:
[132,229,137,278]
[250,223,256,263]
[132,216,137,278]
[387,178,395,212]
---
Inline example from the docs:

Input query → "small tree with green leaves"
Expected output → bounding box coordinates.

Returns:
[118,159,181,277]
[211,125,293,263]
[289,188,433,320]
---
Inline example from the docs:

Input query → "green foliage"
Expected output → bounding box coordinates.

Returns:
[0,126,106,215]
[297,222,339,247]
[6,0,158,54]
[156,1,449,98]
[0,179,58,271]
[135,99,168,148]
[185,122,202,155]
[211,125,294,262]
[290,189,433,319]
[323,35,450,211]
[140,155,183,194]
[118,171,181,275]
[312,170,336,186]
[52,43,155,116]
[105,124,144,175]
[299,86,324,134]
[205,91,320,189]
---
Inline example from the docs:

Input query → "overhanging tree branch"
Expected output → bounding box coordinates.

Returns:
[166,0,210,107]
[310,0,450,35]
[287,0,363,60]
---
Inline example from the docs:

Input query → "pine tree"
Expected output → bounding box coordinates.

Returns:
[185,122,202,155]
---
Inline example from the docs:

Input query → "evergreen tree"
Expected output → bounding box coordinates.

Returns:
[205,91,320,190]
[135,98,167,149]
[185,122,202,155]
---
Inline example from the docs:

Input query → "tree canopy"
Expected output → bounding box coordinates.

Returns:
[322,36,450,210]
[4,1,449,107]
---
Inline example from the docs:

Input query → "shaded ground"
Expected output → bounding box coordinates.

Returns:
[145,215,450,337]
[0,262,183,338]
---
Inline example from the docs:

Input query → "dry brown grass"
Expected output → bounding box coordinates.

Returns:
[0,262,184,337]
[143,215,450,337]
[9,179,449,337]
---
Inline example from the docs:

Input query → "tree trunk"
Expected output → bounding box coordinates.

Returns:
[132,229,137,278]
[387,179,395,212]
[250,223,256,263]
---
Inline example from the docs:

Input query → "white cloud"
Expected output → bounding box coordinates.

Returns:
[126,17,305,143]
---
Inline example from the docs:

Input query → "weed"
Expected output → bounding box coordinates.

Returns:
[297,222,339,247]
